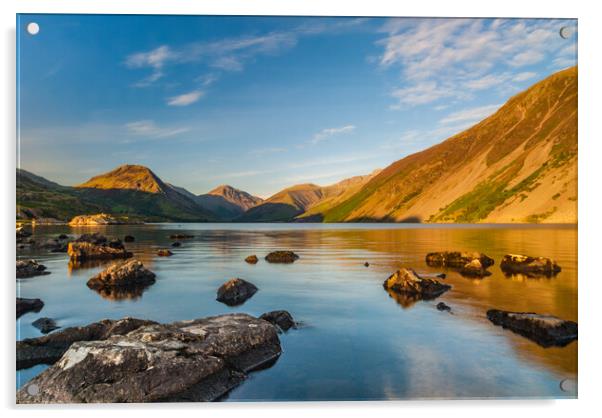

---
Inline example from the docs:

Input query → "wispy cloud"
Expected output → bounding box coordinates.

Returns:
[311,125,356,144]
[378,18,574,109]
[439,104,501,125]
[126,45,174,87]
[249,147,286,156]
[125,120,189,138]
[167,90,204,106]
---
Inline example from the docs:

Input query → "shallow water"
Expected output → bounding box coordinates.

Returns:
[16,223,578,400]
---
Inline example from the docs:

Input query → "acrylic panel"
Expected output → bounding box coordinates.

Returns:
[16,14,578,403]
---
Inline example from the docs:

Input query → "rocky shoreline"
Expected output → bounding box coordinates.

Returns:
[17,313,288,403]
[16,223,577,402]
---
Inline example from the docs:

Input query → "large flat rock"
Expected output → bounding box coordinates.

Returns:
[17,314,282,403]
[487,309,577,347]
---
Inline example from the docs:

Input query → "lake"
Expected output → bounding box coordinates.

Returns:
[16,223,578,400]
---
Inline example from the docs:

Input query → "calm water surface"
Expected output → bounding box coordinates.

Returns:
[16,223,578,400]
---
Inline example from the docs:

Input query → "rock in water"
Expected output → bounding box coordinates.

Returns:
[87,259,156,291]
[16,259,50,278]
[123,235,135,242]
[436,302,451,312]
[16,314,281,403]
[364,262,370,267]
[17,298,44,318]
[265,251,299,263]
[486,309,577,347]
[459,259,492,277]
[32,318,60,334]
[425,251,494,268]
[16,225,32,239]
[68,241,132,261]
[245,255,258,264]
[383,268,451,300]
[17,318,158,370]
[157,249,173,257]
[500,254,561,277]
[216,278,258,306]
[171,241,182,247]
[260,310,296,331]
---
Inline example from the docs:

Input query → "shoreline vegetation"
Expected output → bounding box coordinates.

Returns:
[17,67,577,225]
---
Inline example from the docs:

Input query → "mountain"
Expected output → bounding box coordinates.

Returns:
[17,169,103,220]
[17,165,215,222]
[237,172,379,222]
[196,185,263,220]
[318,67,577,223]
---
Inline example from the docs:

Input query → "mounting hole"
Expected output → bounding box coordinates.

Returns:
[26,383,40,395]
[559,26,574,39]
[26,22,40,36]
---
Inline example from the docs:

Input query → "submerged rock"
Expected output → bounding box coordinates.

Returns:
[16,298,44,318]
[157,249,173,257]
[260,310,296,332]
[383,268,451,300]
[74,232,107,245]
[68,241,132,261]
[436,273,446,279]
[426,251,494,269]
[16,225,32,239]
[436,302,451,312]
[32,317,60,334]
[245,255,258,264]
[364,262,370,267]
[17,314,281,403]
[171,241,182,247]
[34,237,69,253]
[486,309,577,347]
[459,259,492,277]
[500,254,561,277]
[123,235,135,243]
[17,318,157,370]
[87,259,156,292]
[16,259,50,278]
[216,278,258,306]
[265,251,299,263]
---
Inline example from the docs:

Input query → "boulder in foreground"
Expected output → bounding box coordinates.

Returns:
[87,259,156,292]
[260,310,296,331]
[17,317,156,370]
[426,251,494,269]
[157,249,173,257]
[265,251,299,263]
[487,309,577,347]
[383,268,451,300]
[17,314,281,403]
[217,278,258,306]
[17,298,44,318]
[500,254,561,277]
[17,259,50,278]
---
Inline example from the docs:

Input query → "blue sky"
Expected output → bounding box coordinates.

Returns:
[17,15,577,198]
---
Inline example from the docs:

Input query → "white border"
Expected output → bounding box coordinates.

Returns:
[2,1,601,417]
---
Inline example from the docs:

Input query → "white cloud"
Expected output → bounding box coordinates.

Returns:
[167,90,204,106]
[125,45,173,86]
[513,71,538,82]
[311,125,356,144]
[439,104,501,125]
[509,50,545,67]
[377,18,573,108]
[125,120,189,138]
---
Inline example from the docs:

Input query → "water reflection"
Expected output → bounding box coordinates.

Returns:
[17,223,577,400]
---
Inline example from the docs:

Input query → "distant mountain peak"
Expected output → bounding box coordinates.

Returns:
[204,184,263,211]
[77,164,167,194]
